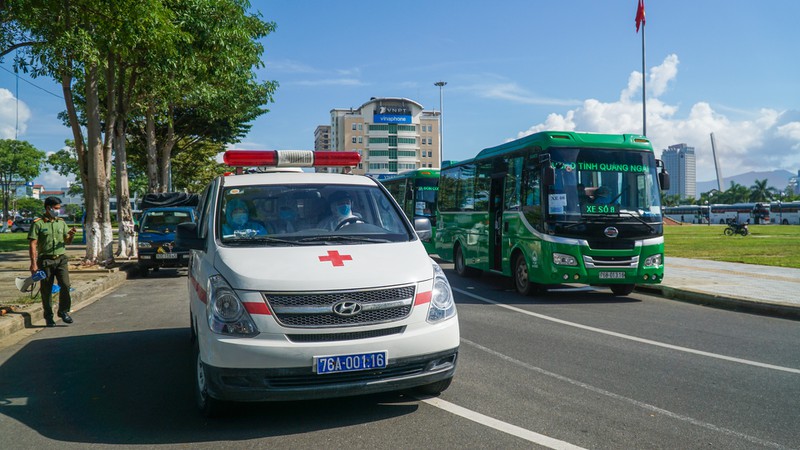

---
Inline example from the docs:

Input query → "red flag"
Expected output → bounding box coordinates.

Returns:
[635,0,646,33]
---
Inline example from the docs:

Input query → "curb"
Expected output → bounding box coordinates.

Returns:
[635,285,800,321]
[0,265,134,340]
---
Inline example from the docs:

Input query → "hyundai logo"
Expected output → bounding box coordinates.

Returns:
[604,227,619,238]
[332,300,362,317]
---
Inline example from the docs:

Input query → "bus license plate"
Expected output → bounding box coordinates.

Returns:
[599,271,625,279]
[155,253,178,259]
[315,351,387,374]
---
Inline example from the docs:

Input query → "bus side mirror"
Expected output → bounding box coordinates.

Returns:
[656,159,670,191]
[659,170,670,191]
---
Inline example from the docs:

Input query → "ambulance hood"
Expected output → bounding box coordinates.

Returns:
[214,242,433,292]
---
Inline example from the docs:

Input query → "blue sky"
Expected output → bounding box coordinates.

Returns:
[2,0,799,190]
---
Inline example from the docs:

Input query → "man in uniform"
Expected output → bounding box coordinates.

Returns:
[28,197,77,327]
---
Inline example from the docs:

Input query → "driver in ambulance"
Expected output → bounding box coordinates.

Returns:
[317,191,361,230]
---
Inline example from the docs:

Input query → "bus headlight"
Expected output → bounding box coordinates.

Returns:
[427,261,456,323]
[206,275,258,336]
[644,254,663,267]
[553,253,578,266]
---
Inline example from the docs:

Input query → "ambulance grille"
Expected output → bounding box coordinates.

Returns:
[264,285,416,328]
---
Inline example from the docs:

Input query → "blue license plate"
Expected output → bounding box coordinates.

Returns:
[314,351,387,374]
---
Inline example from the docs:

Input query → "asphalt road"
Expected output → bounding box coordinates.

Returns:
[1,266,798,449]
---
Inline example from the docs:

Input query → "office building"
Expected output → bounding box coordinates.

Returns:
[324,97,440,176]
[314,125,331,152]
[661,143,696,200]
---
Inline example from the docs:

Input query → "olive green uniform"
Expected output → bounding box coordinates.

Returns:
[28,216,72,321]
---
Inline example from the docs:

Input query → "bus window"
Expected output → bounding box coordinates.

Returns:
[504,156,523,211]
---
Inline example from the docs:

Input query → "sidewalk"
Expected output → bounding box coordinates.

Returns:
[0,244,135,340]
[2,248,799,342]
[637,256,800,320]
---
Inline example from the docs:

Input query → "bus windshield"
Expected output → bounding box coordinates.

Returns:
[546,147,662,222]
[414,178,438,218]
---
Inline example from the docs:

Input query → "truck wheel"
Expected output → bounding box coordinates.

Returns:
[139,266,149,277]
[416,377,452,396]
[454,245,479,278]
[610,284,635,296]
[194,341,225,417]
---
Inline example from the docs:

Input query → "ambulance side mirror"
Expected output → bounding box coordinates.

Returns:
[176,222,204,250]
[414,217,432,242]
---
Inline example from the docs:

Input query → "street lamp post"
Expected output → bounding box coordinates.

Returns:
[434,81,447,168]
[779,191,783,225]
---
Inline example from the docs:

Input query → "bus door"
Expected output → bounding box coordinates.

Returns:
[489,164,507,271]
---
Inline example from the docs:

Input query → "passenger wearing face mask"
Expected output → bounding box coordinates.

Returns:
[271,205,297,233]
[317,191,362,231]
[222,198,267,236]
[28,196,77,327]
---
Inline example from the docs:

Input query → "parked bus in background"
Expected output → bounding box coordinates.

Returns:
[381,169,440,254]
[769,201,800,225]
[708,203,770,225]
[663,205,708,224]
[436,131,669,296]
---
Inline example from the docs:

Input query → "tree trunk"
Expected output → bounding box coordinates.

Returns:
[157,105,177,193]
[113,58,136,259]
[145,99,160,193]
[85,63,113,263]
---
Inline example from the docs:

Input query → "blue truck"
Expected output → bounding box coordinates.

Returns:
[136,193,199,277]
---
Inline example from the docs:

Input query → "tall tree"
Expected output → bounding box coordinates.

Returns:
[749,178,776,203]
[0,139,45,223]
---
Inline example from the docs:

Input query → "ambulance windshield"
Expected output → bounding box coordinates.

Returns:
[219,184,413,245]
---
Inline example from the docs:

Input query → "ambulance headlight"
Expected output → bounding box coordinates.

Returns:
[427,261,456,323]
[206,275,258,336]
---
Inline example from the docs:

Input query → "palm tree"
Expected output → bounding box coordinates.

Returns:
[749,178,777,203]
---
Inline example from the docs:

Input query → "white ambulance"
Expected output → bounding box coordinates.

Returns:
[177,150,460,416]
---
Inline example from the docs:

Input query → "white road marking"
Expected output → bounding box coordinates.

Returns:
[460,338,787,449]
[453,287,800,375]
[420,396,586,450]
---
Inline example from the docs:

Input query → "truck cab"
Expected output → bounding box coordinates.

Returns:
[136,193,199,277]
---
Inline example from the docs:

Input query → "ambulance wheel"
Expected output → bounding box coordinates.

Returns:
[454,245,479,278]
[416,377,452,396]
[194,341,225,417]
[514,253,537,296]
[610,284,635,296]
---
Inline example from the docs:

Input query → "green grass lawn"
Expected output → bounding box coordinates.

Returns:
[0,231,86,252]
[664,224,800,268]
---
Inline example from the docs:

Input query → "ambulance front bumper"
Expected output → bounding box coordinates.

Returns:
[202,348,458,402]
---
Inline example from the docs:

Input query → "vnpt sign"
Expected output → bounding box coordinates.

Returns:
[374,114,411,124]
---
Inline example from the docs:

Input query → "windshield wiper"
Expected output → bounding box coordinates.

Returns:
[618,211,656,233]
[223,236,299,246]
[298,235,392,244]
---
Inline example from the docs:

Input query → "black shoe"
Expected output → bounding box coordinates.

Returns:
[58,312,73,324]
[45,319,56,327]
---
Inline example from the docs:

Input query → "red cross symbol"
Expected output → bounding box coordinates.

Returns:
[318,250,353,267]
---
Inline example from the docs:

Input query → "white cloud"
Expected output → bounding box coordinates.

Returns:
[0,88,30,138]
[516,54,800,178]
[472,79,581,107]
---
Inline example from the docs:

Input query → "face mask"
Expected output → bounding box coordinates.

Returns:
[49,207,60,216]
[279,210,296,221]
[232,212,248,226]
[337,204,351,217]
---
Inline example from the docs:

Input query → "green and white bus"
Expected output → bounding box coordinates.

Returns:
[381,169,440,254]
[435,131,669,296]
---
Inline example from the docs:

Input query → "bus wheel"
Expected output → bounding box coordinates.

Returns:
[514,253,536,296]
[610,284,635,296]
[454,245,479,278]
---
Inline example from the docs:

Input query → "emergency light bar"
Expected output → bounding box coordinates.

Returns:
[223,150,361,168]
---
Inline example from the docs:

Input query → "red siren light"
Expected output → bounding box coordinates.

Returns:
[223,150,361,168]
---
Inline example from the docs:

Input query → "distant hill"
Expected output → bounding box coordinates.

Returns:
[696,170,796,197]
